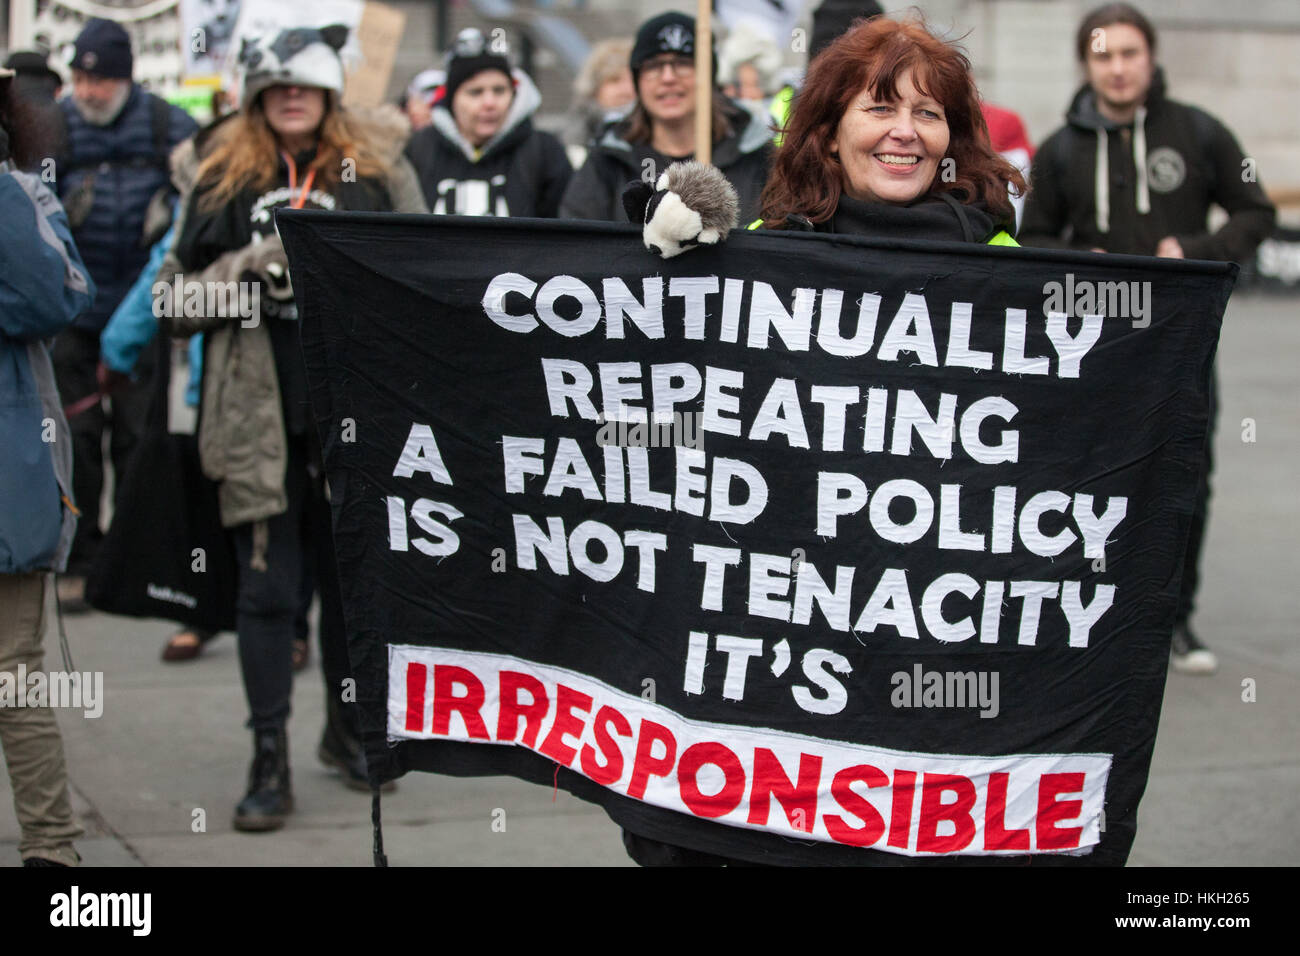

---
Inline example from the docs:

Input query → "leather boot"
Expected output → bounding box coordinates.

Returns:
[317,693,394,793]
[233,727,293,831]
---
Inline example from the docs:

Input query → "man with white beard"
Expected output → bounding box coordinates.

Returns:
[52,18,197,609]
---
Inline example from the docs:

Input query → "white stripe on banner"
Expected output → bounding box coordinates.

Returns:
[388,645,1111,857]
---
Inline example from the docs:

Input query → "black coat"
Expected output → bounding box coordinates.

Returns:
[1020,69,1275,261]
[560,99,773,225]
[56,85,197,330]
[404,73,571,218]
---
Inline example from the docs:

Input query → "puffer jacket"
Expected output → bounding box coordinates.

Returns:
[0,160,96,574]
[560,97,773,224]
[1020,69,1275,261]
[161,106,427,531]
[405,69,572,217]
[56,84,197,331]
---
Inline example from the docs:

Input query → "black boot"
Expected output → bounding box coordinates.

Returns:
[318,693,395,793]
[233,727,293,832]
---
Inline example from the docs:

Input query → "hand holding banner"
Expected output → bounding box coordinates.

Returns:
[279,211,1233,865]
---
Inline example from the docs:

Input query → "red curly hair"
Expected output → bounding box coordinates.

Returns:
[759,17,1024,227]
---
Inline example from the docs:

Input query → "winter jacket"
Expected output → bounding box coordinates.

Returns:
[100,216,204,407]
[0,160,96,574]
[56,85,197,331]
[163,107,428,530]
[1020,69,1275,261]
[621,185,1013,869]
[560,97,773,225]
[405,70,572,217]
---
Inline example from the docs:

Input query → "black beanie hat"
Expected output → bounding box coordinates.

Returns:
[630,11,716,78]
[442,28,512,105]
[809,0,885,61]
[71,17,133,80]
[4,51,62,86]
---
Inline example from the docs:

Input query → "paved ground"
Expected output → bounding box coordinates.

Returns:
[2,292,1296,867]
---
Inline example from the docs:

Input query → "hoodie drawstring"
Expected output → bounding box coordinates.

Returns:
[1095,127,1109,234]
[1133,105,1150,215]
[1095,105,1151,234]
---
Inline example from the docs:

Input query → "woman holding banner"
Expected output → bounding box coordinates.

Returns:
[752,16,1023,244]
[638,16,1023,255]
[560,11,773,225]
[624,16,1024,865]
[165,24,426,832]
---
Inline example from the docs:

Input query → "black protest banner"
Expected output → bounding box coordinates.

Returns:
[278,211,1234,865]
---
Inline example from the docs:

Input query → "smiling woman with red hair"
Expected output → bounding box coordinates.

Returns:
[758,16,1023,241]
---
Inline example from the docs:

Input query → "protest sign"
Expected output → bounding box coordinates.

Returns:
[279,212,1234,865]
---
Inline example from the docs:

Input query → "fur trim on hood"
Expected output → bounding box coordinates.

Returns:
[429,67,542,163]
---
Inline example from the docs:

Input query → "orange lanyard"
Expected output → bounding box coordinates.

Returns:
[281,151,318,210]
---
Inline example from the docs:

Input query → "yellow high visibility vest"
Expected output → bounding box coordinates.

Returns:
[746,219,1019,247]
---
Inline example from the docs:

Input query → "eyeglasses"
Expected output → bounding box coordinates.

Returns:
[639,55,695,78]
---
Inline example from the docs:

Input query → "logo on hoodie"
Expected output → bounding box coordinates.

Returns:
[1146,147,1185,194]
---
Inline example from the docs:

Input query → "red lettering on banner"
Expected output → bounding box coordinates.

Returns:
[496,671,549,747]
[539,683,593,767]
[887,769,917,849]
[405,663,427,733]
[431,665,490,739]
[747,749,821,831]
[579,705,632,785]
[627,720,677,799]
[984,772,1031,850]
[678,743,746,818]
[916,773,977,852]
[824,764,889,847]
[1036,772,1086,849]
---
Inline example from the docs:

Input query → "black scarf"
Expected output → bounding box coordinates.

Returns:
[823,193,1005,244]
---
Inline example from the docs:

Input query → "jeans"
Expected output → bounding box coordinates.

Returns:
[231,435,358,736]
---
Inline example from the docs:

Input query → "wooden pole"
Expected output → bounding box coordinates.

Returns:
[694,0,712,166]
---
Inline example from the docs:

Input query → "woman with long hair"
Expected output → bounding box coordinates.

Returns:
[164,24,426,831]
[756,16,1023,242]
[560,10,773,224]
[622,16,1025,867]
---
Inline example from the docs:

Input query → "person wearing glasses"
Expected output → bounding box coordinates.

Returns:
[560,11,773,223]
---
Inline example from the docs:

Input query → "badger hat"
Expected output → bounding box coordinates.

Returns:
[629,11,715,79]
[239,24,349,106]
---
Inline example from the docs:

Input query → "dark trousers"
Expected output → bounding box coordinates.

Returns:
[1175,374,1217,626]
[52,326,154,576]
[231,434,359,736]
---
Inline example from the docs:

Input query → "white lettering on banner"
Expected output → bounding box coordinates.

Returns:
[388,645,1111,857]
[483,275,1105,378]
[534,361,1022,462]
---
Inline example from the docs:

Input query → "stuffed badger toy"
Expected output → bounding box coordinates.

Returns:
[622,161,740,258]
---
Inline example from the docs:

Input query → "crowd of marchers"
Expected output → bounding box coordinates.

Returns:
[0,1,1274,867]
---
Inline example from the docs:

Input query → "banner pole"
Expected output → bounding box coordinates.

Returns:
[695,0,712,166]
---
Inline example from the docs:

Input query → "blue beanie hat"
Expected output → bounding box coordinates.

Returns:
[72,18,134,80]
